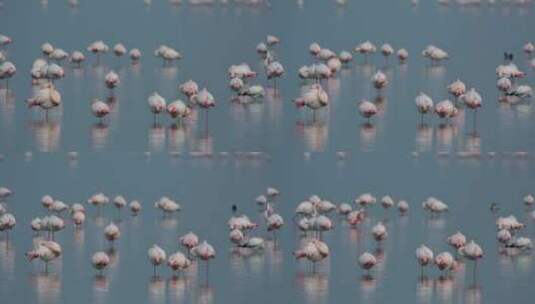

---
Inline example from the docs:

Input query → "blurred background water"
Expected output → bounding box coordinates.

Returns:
[1,0,535,303]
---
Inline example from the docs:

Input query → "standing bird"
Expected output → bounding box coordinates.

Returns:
[70,51,85,67]
[434,100,457,120]
[113,43,127,64]
[148,244,167,277]
[293,239,329,272]
[415,92,434,122]
[91,251,111,274]
[415,244,434,276]
[397,200,409,214]
[371,222,388,244]
[104,222,120,248]
[87,40,109,64]
[434,252,456,275]
[179,231,199,254]
[0,187,12,200]
[447,231,466,252]
[459,240,484,280]
[0,213,16,240]
[148,92,167,123]
[266,213,284,241]
[41,42,54,58]
[447,79,466,102]
[397,48,409,63]
[0,61,16,89]
[179,80,199,99]
[113,195,127,216]
[167,99,192,121]
[129,200,142,215]
[358,100,378,122]
[167,251,191,276]
[104,70,120,94]
[91,99,111,123]
[380,43,394,63]
[26,240,62,273]
[354,41,377,62]
[191,88,216,109]
[372,70,388,91]
[266,61,284,88]
[0,34,13,49]
[294,84,329,119]
[29,83,59,114]
[190,241,216,282]
[129,48,142,64]
[358,252,377,276]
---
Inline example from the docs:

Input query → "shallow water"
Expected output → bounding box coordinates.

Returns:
[1,0,535,303]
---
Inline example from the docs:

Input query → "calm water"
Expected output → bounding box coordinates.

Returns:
[1,0,535,303]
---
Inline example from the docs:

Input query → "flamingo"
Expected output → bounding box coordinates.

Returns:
[154,45,182,65]
[87,192,110,213]
[434,252,456,275]
[339,51,353,64]
[0,187,12,200]
[49,48,69,62]
[191,88,215,109]
[523,42,534,55]
[415,92,434,122]
[358,252,377,275]
[26,240,62,273]
[104,70,120,93]
[415,244,434,276]
[447,231,466,251]
[179,80,199,99]
[380,43,394,63]
[294,84,329,119]
[129,48,142,63]
[148,244,167,277]
[154,197,181,215]
[447,79,466,102]
[91,251,111,274]
[358,100,378,122]
[167,99,192,121]
[422,197,448,214]
[31,217,43,235]
[41,42,54,57]
[372,70,388,90]
[338,203,353,215]
[458,240,483,280]
[397,48,409,63]
[397,200,409,214]
[497,229,512,245]
[70,51,85,67]
[91,99,111,122]
[293,239,329,272]
[0,213,16,240]
[167,251,192,276]
[266,35,279,47]
[148,92,167,122]
[113,43,127,63]
[41,195,55,209]
[87,40,109,64]
[104,222,120,247]
[371,222,388,244]
[42,215,65,240]
[190,241,216,282]
[72,211,86,226]
[309,43,321,57]
[524,194,534,206]
[434,100,458,120]
[266,61,284,88]
[27,84,62,119]
[113,195,127,215]
[422,45,449,65]
[239,237,265,250]
[179,231,199,253]
[381,196,394,211]
[354,41,377,62]
[0,61,16,88]
[129,200,142,215]
[0,34,12,49]
[267,213,284,241]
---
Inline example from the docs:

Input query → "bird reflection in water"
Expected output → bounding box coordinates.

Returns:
[0,88,15,127]
[92,274,109,304]
[30,272,61,304]
[415,123,433,153]
[436,123,457,153]
[91,123,109,151]
[416,276,433,304]
[0,239,15,277]
[435,276,455,302]
[359,122,376,152]
[295,272,329,304]
[196,284,214,304]
[167,123,190,153]
[295,120,328,152]
[148,123,166,152]
[359,274,377,302]
[27,119,61,152]
[148,276,166,304]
